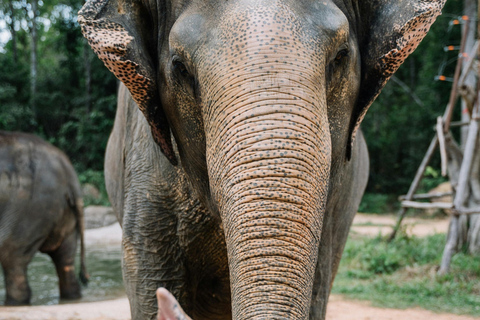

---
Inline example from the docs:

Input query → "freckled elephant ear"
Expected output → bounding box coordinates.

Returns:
[348,0,446,159]
[78,0,177,165]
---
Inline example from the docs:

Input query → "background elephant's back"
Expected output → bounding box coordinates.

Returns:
[0,131,81,248]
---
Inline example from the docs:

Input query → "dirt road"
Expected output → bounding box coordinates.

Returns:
[1,212,474,320]
[1,294,477,320]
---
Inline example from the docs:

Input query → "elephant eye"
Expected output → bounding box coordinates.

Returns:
[172,57,198,97]
[173,59,190,78]
[326,47,349,93]
[333,49,349,66]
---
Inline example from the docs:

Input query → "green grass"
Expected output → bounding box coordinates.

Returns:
[332,232,480,317]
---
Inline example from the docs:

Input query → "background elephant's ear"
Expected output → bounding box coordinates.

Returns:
[78,0,177,165]
[348,0,446,159]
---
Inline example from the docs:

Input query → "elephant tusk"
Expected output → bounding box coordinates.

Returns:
[156,288,193,320]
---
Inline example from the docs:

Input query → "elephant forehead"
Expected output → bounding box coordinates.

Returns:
[215,2,346,50]
[196,3,347,93]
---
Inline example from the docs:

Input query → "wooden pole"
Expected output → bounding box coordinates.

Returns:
[438,4,479,273]
[454,115,479,209]
[388,135,438,241]
[458,41,479,87]
[438,215,460,275]
[437,117,448,176]
[443,21,470,131]
[401,200,453,210]
[439,113,479,274]
[398,191,452,201]
[391,15,474,242]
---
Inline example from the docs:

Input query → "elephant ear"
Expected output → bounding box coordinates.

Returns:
[348,0,446,159]
[78,0,177,165]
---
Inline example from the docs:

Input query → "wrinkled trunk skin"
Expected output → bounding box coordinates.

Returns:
[206,96,330,319]
[199,6,331,319]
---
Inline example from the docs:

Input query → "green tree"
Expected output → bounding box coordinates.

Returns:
[0,0,117,173]
[362,0,464,194]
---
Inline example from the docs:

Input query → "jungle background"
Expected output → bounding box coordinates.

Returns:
[1,0,480,317]
[0,0,465,208]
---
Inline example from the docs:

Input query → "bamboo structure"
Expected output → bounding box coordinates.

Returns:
[389,5,480,273]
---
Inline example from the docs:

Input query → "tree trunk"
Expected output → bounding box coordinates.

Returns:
[439,0,480,273]
[29,0,38,115]
[461,0,480,255]
[83,39,92,113]
[461,0,477,146]
[467,130,480,253]
[8,0,17,64]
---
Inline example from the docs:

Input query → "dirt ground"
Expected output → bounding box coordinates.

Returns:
[351,213,450,237]
[2,294,477,320]
[1,212,476,320]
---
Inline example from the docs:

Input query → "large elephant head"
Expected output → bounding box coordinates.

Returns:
[79,0,444,319]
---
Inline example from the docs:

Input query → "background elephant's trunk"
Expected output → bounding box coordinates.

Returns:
[203,68,331,319]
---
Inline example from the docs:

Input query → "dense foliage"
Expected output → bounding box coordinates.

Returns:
[0,0,466,197]
[0,0,117,174]
[363,0,465,194]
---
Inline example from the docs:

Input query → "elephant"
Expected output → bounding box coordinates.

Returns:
[78,0,445,319]
[0,131,88,305]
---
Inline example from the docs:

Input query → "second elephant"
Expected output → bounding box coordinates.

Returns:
[0,131,88,305]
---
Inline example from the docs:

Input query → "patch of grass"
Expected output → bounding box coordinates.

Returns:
[358,193,399,214]
[332,232,480,317]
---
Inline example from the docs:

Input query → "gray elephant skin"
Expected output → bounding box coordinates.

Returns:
[79,0,445,319]
[0,131,87,305]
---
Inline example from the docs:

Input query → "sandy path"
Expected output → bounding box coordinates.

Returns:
[1,212,473,320]
[327,295,478,320]
[0,298,131,320]
[351,213,450,237]
[1,295,477,320]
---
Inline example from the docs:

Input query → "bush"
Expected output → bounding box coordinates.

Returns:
[77,169,110,207]
[358,193,399,214]
[342,232,444,276]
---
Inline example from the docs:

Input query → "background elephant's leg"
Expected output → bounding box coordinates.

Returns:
[47,231,81,300]
[1,256,32,305]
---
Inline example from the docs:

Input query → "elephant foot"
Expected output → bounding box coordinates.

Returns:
[60,290,82,300]
[5,296,30,306]
[58,267,82,301]
[156,288,192,320]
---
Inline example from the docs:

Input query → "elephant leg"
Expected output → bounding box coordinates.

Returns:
[47,231,82,300]
[1,256,32,305]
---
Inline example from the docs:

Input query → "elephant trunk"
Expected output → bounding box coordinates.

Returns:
[204,72,331,320]
[197,6,332,318]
